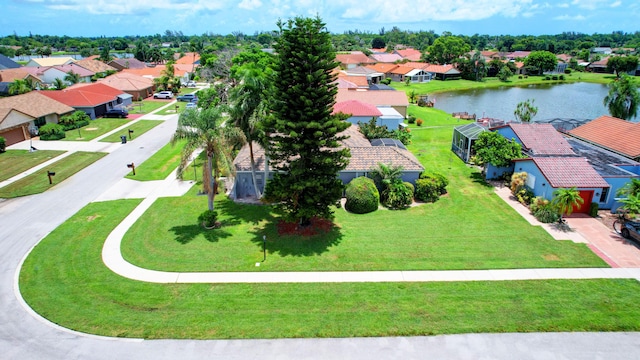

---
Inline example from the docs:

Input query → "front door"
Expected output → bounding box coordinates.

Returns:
[573,190,593,214]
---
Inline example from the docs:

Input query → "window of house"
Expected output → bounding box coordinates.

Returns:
[599,187,609,203]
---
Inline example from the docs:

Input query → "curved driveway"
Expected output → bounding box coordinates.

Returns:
[1,114,640,359]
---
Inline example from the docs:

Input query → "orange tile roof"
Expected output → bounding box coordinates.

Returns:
[0,68,42,83]
[337,74,369,87]
[175,52,200,64]
[388,65,415,75]
[403,62,429,69]
[365,63,399,73]
[99,72,154,91]
[568,115,640,159]
[121,64,189,78]
[40,82,124,107]
[424,64,460,74]
[394,49,422,61]
[370,53,403,63]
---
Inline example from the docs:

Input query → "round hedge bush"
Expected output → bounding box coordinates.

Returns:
[345,176,379,214]
[38,123,66,141]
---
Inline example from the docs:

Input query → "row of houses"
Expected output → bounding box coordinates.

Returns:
[452,116,640,213]
[230,86,423,200]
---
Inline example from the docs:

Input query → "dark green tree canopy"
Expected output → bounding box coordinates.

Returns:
[473,131,524,168]
[424,36,470,64]
[263,16,351,226]
[603,74,640,120]
[523,50,558,75]
[606,56,639,78]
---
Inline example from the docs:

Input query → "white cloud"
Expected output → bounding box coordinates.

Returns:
[569,0,609,10]
[610,1,621,7]
[553,14,587,20]
[557,3,570,8]
[45,0,225,15]
[239,0,263,10]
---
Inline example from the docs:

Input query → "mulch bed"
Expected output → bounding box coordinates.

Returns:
[276,217,333,236]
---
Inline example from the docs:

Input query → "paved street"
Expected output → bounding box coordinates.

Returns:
[1,112,639,359]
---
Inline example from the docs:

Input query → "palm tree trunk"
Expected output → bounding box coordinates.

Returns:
[263,155,270,199]
[248,142,261,198]
[207,155,215,211]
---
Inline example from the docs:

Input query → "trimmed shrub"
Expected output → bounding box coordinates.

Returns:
[407,115,416,124]
[415,178,440,202]
[0,136,5,153]
[382,180,413,209]
[59,111,90,131]
[564,68,571,74]
[416,118,423,126]
[533,203,560,223]
[420,172,448,195]
[559,74,565,80]
[589,202,599,217]
[510,172,527,195]
[39,123,66,141]
[403,181,414,198]
[345,176,380,214]
[198,210,218,228]
[515,187,534,205]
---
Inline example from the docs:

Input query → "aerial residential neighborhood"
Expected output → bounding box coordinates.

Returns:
[1,2,640,359]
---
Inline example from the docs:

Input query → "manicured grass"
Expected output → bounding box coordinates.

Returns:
[20,200,640,339]
[129,100,173,115]
[63,118,129,141]
[390,72,616,96]
[124,139,185,181]
[157,101,189,115]
[121,107,605,272]
[0,150,66,182]
[99,120,162,143]
[0,151,106,198]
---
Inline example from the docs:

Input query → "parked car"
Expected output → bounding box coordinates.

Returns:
[153,91,173,99]
[185,102,197,109]
[104,108,129,118]
[176,93,198,102]
[183,81,196,87]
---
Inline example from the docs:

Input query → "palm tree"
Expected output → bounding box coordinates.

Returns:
[603,74,640,120]
[617,178,640,198]
[52,78,66,90]
[64,71,80,85]
[551,187,584,221]
[171,106,245,211]
[8,79,32,95]
[369,163,404,197]
[228,64,270,198]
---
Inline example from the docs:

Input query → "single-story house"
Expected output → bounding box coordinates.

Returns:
[586,58,609,73]
[99,72,155,100]
[336,89,409,118]
[0,68,44,95]
[230,124,424,199]
[40,82,132,119]
[424,64,461,80]
[73,58,118,75]
[369,53,404,63]
[393,49,422,62]
[342,66,384,84]
[512,156,610,214]
[568,115,640,162]
[335,74,369,90]
[25,56,75,67]
[0,92,74,145]
[108,58,147,71]
[485,123,577,180]
[333,100,405,130]
[23,63,95,85]
[451,122,487,163]
[387,65,432,83]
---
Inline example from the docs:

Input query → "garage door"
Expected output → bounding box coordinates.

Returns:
[572,190,593,214]
[0,127,26,146]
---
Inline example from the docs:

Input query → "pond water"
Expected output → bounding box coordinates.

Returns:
[431,82,638,122]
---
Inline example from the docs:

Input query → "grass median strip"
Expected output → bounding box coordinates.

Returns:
[0,150,66,182]
[63,118,129,141]
[19,200,640,339]
[124,139,186,181]
[0,151,106,198]
[99,120,163,143]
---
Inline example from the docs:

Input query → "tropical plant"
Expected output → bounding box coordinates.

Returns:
[52,78,66,90]
[38,123,66,140]
[8,79,32,95]
[0,136,5,153]
[262,16,351,227]
[514,99,538,122]
[619,194,640,218]
[473,131,523,168]
[383,180,413,209]
[510,172,528,195]
[617,178,640,198]
[603,74,640,120]
[369,163,403,197]
[64,71,80,85]
[197,210,219,229]
[497,66,513,82]
[551,187,584,221]
[228,62,271,198]
[344,177,379,214]
[171,106,245,211]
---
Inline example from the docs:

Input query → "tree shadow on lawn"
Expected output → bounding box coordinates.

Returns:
[469,171,495,188]
[169,224,233,244]
[248,219,344,258]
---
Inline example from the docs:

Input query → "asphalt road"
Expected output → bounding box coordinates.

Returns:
[1,116,639,359]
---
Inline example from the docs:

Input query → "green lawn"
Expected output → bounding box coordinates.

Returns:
[0,150,66,182]
[0,151,106,198]
[124,139,185,181]
[390,72,616,96]
[63,118,129,141]
[19,200,640,339]
[157,101,189,115]
[128,100,173,115]
[99,120,163,143]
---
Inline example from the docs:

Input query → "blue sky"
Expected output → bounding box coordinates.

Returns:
[2,0,638,37]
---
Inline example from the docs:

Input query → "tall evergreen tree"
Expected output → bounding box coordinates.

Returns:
[263,16,350,227]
